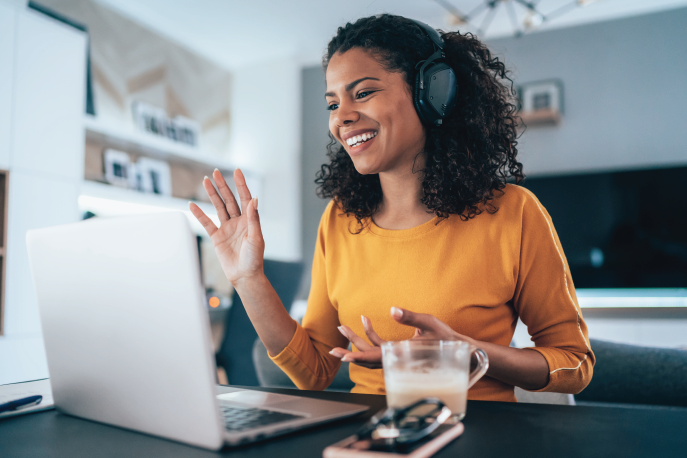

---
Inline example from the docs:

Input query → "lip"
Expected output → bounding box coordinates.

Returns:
[346,133,377,156]
[341,128,378,142]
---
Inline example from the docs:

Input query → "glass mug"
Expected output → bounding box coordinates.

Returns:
[381,340,489,422]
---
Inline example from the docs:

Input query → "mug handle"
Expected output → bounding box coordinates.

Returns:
[467,346,489,389]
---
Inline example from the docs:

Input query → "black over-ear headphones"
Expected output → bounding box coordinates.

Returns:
[409,20,458,126]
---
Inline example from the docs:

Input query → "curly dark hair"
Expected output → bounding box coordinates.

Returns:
[315,14,525,230]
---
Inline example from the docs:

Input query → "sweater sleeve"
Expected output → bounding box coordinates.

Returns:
[513,189,595,394]
[269,201,348,390]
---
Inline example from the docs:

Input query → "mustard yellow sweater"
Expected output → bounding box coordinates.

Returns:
[271,184,594,402]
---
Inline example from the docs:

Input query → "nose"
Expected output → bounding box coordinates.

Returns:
[333,99,360,127]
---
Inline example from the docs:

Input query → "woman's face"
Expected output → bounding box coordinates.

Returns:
[325,48,425,175]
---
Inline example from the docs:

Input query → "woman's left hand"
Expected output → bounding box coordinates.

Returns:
[329,307,474,369]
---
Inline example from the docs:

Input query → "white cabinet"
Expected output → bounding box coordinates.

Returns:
[11,9,86,180]
[4,170,79,336]
[0,4,86,385]
[0,2,16,169]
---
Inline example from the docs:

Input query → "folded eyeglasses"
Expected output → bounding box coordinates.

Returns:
[351,398,453,452]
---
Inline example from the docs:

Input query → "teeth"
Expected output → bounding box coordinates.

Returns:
[346,131,377,147]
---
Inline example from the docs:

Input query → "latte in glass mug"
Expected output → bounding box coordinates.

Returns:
[382,340,488,421]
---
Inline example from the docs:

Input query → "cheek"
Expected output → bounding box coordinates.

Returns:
[328,117,340,142]
[387,96,424,141]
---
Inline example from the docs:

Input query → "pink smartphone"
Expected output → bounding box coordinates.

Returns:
[323,422,464,458]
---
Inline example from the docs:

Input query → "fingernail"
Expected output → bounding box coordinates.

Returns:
[254,197,258,210]
[361,315,366,329]
[328,349,336,355]
[214,168,219,172]
[203,176,209,180]
[338,326,348,338]
[391,307,403,319]
[341,355,350,362]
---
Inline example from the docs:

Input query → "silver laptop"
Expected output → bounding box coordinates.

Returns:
[26,212,367,450]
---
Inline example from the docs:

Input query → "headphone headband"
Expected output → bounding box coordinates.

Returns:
[409,19,446,50]
[408,19,458,126]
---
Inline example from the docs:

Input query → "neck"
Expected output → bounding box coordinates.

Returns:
[374,154,434,230]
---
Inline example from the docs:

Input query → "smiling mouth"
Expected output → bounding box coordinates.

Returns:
[346,131,378,148]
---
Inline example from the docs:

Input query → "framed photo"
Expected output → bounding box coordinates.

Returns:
[171,115,200,147]
[517,79,563,126]
[132,101,200,147]
[137,157,172,196]
[103,149,133,188]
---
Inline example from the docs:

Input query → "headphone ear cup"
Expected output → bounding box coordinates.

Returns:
[413,62,458,126]
[413,70,429,125]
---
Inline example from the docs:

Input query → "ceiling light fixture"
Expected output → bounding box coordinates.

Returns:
[435,0,604,37]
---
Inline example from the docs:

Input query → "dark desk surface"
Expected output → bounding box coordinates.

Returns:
[2,386,687,458]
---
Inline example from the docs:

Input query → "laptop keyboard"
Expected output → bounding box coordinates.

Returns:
[220,405,306,432]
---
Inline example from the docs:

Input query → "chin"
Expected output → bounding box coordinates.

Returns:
[349,157,381,176]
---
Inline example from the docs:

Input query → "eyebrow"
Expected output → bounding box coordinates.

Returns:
[324,77,380,98]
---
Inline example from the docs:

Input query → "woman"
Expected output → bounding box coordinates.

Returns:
[190,14,594,402]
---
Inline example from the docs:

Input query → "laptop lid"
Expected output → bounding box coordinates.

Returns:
[27,212,224,449]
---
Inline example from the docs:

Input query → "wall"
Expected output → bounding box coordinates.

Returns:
[227,58,302,262]
[298,66,330,298]
[487,6,687,177]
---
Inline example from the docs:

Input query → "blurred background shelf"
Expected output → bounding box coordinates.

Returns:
[84,115,234,172]
[577,289,687,309]
[79,179,219,235]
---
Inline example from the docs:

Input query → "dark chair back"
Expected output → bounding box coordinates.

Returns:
[216,259,304,386]
[576,339,687,407]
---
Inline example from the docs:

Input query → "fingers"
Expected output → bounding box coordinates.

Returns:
[234,169,253,214]
[342,348,383,369]
[361,315,385,346]
[202,176,231,223]
[329,347,383,370]
[342,347,382,364]
[338,325,373,351]
[392,307,461,341]
[212,169,241,218]
[391,307,440,333]
[329,347,350,359]
[246,197,263,243]
[188,202,218,237]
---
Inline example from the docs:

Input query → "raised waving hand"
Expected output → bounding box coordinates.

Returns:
[189,169,264,285]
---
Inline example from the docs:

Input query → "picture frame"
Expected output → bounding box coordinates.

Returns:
[132,101,200,147]
[103,149,133,188]
[517,79,564,126]
[136,157,172,196]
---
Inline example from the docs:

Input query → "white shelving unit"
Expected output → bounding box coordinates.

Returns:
[81,115,239,235]
[83,115,234,171]
[79,180,219,235]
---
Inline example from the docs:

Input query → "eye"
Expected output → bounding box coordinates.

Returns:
[326,103,338,111]
[356,90,376,99]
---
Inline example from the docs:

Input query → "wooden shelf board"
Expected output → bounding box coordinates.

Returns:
[519,109,561,126]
